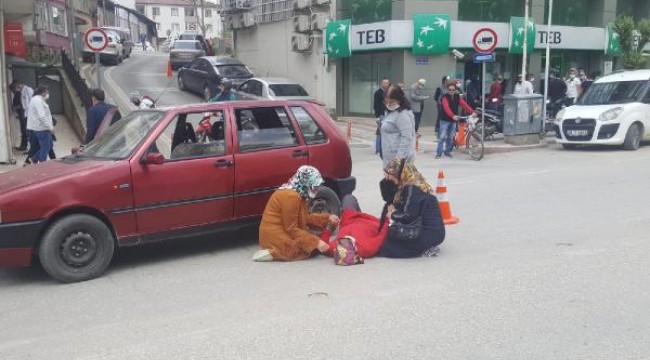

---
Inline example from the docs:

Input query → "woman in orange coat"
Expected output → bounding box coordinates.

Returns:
[253,166,339,262]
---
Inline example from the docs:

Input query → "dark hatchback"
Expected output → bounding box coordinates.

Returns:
[177,56,254,101]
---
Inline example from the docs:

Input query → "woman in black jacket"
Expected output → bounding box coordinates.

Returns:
[379,159,445,258]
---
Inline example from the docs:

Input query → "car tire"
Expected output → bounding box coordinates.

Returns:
[38,214,115,283]
[310,186,341,217]
[178,73,186,90]
[561,144,577,150]
[623,123,642,150]
[203,85,211,101]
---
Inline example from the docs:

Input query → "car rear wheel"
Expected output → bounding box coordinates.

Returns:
[623,123,642,150]
[178,73,186,90]
[38,214,115,283]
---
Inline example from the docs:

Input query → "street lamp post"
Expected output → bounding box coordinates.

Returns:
[542,0,554,125]
[521,0,530,82]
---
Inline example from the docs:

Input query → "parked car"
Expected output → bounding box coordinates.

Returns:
[555,69,650,150]
[178,32,214,56]
[178,56,254,100]
[169,40,205,70]
[102,27,133,58]
[82,31,124,65]
[237,78,312,101]
[0,100,355,283]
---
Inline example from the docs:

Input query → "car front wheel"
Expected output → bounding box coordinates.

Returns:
[38,214,115,283]
[623,123,642,150]
[178,72,186,90]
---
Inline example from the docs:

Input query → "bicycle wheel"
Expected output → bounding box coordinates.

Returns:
[466,131,484,161]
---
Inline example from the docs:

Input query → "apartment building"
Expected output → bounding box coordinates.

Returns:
[135,0,222,40]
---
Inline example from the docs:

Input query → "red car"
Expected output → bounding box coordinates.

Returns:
[0,100,355,282]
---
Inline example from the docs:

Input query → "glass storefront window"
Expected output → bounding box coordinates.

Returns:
[617,0,650,20]
[338,0,392,25]
[458,0,524,22]
[544,0,589,26]
[345,52,393,115]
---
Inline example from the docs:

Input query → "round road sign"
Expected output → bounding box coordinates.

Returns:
[84,28,109,53]
[472,28,498,54]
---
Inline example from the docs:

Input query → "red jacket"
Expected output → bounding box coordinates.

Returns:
[442,94,474,121]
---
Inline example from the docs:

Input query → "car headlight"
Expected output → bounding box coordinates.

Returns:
[598,107,623,121]
[556,108,566,121]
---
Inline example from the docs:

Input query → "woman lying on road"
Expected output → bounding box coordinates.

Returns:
[379,159,445,258]
[253,166,340,262]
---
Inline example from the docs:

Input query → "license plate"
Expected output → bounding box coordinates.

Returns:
[568,130,588,136]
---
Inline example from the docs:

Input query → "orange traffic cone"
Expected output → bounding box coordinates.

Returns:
[166,60,173,78]
[455,121,466,148]
[435,170,459,225]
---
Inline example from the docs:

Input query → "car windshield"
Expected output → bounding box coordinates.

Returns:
[80,111,164,159]
[578,80,647,105]
[174,41,199,50]
[179,34,197,40]
[269,84,309,97]
[216,65,251,78]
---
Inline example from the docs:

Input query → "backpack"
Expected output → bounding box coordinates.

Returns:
[333,236,364,266]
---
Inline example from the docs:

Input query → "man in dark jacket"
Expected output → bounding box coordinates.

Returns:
[373,77,390,156]
[86,89,116,143]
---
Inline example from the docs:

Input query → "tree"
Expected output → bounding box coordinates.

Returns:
[189,0,218,40]
[614,15,650,69]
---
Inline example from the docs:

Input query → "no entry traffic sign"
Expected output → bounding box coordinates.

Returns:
[472,27,498,54]
[84,28,109,52]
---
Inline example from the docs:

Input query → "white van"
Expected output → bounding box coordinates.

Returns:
[102,27,133,58]
[556,69,650,150]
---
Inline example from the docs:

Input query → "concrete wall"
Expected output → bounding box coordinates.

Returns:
[235,20,338,111]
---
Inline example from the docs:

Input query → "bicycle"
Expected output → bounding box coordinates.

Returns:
[454,114,484,161]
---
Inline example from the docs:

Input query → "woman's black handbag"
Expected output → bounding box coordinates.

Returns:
[388,211,422,242]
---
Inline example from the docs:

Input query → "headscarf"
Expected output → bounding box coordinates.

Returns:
[384,159,433,204]
[280,165,324,199]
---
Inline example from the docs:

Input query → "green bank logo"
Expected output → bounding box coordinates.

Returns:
[509,16,535,54]
[325,20,351,58]
[412,14,451,55]
[605,23,622,56]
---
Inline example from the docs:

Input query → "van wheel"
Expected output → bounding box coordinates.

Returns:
[38,214,115,283]
[623,123,642,150]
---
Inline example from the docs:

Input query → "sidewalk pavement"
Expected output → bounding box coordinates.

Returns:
[336,116,555,155]
[2,113,80,173]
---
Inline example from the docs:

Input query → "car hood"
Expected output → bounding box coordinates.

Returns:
[561,104,625,120]
[0,158,116,195]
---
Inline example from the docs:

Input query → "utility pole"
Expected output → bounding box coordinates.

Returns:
[522,0,530,82]
[542,0,554,124]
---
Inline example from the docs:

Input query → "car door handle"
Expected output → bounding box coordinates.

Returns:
[292,150,309,158]
[214,159,234,168]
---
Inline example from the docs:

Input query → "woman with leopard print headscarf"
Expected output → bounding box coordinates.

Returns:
[253,166,339,262]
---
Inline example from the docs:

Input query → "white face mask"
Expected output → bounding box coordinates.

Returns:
[386,103,399,111]
[44,94,50,100]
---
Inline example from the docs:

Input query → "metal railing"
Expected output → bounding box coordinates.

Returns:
[61,50,93,110]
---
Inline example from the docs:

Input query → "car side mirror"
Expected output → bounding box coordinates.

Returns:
[142,152,165,165]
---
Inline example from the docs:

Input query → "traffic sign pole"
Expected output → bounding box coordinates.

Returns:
[84,28,109,90]
[95,52,101,90]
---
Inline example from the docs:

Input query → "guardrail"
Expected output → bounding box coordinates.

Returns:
[61,50,93,110]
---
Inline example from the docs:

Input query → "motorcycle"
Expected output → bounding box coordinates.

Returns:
[472,98,504,139]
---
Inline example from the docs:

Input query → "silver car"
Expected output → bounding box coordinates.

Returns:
[237,77,312,100]
[169,40,205,70]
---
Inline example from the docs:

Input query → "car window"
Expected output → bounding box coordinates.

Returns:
[216,65,252,78]
[239,81,252,94]
[198,60,211,72]
[173,41,198,50]
[81,111,164,159]
[290,106,327,145]
[236,107,299,152]
[153,111,227,160]
[250,81,263,97]
[270,84,309,97]
[579,80,647,105]
[642,84,650,104]
[189,59,202,69]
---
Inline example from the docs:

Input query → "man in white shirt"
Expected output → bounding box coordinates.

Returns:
[26,87,54,163]
[513,74,534,95]
[566,68,582,104]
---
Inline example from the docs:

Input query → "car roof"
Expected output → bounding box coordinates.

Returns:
[248,77,303,86]
[595,69,650,83]
[156,99,316,112]
[203,56,245,66]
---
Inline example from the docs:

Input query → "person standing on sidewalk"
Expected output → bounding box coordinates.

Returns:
[9,81,28,151]
[26,87,54,164]
[13,80,33,151]
[513,74,534,95]
[434,76,450,134]
[381,85,416,167]
[86,89,116,143]
[566,68,582,104]
[409,79,429,135]
[373,77,390,157]
[437,82,476,159]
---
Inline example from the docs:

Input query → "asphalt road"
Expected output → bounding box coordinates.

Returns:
[2,52,650,359]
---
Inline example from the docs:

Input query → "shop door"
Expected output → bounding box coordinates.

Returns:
[345,52,392,116]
